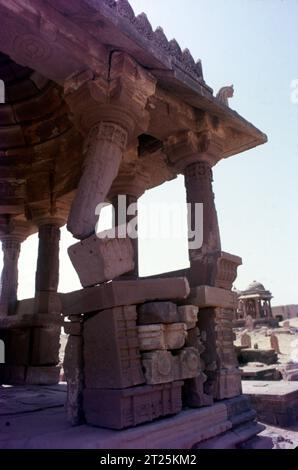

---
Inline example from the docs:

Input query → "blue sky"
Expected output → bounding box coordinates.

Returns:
[2,0,298,305]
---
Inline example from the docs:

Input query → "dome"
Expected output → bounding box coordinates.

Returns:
[245,280,266,292]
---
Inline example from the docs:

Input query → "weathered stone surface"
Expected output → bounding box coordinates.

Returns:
[238,348,278,365]
[26,365,60,385]
[242,380,298,426]
[30,326,61,366]
[173,347,200,380]
[177,305,198,329]
[84,306,144,389]
[68,233,134,287]
[270,333,281,354]
[240,332,252,348]
[142,350,173,384]
[138,301,179,324]
[183,373,213,407]
[215,369,242,400]
[61,278,190,316]
[64,335,84,425]
[83,381,183,430]
[279,362,298,381]
[67,122,128,240]
[138,323,187,351]
[240,364,282,381]
[138,324,166,351]
[164,323,187,350]
[189,286,237,309]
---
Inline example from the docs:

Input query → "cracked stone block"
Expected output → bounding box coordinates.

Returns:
[68,233,134,287]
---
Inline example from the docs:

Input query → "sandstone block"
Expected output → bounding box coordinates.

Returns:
[164,323,187,349]
[173,347,200,380]
[189,286,236,309]
[240,332,251,349]
[30,326,61,366]
[68,233,134,287]
[183,372,213,407]
[84,306,144,389]
[138,324,166,351]
[64,335,84,425]
[178,305,198,329]
[138,301,179,325]
[61,277,190,315]
[142,350,173,384]
[83,381,183,429]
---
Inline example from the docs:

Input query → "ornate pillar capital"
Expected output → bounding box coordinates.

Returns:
[64,53,156,240]
[0,217,34,244]
[64,52,156,139]
[164,129,223,172]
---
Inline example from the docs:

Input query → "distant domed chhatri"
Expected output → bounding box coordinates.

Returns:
[245,280,267,293]
[235,280,273,322]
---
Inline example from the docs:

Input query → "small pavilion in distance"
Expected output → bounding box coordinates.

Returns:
[234,281,278,327]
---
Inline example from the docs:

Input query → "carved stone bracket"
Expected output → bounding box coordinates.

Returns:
[64,52,156,239]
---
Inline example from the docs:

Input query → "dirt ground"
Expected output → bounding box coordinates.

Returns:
[260,422,298,449]
[234,318,298,364]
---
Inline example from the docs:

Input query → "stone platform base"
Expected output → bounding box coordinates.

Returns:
[242,380,298,426]
[240,364,282,381]
[233,318,279,328]
[0,384,268,449]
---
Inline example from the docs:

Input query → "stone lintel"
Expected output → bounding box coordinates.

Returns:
[188,286,237,309]
[60,277,190,316]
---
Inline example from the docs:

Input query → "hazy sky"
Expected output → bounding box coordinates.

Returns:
[2,0,298,305]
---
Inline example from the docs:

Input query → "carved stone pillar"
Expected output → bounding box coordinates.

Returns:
[0,219,32,316]
[184,160,221,286]
[109,167,150,277]
[165,129,243,402]
[64,52,156,240]
[35,223,61,294]
[165,129,222,287]
[30,216,65,375]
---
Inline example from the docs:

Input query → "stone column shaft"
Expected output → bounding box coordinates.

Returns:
[184,160,221,287]
[0,238,21,315]
[35,223,61,293]
[67,122,128,240]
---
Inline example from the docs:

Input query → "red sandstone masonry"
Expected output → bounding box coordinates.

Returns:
[83,381,183,430]
[84,305,145,389]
